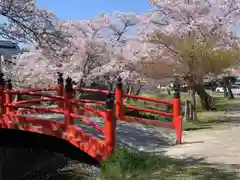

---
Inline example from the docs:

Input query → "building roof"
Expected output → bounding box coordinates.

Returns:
[0,40,21,59]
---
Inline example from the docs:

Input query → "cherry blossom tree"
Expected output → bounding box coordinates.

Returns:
[0,0,65,50]
[142,0,240,60]
[7,12,144,92]
[7,19,109,89]
[147,0,240,42]
[139,32,240,119]
[136,0,240,113]
[96,12,150,94]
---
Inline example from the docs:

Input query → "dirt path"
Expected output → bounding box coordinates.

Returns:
[162,127,240,164]
[159,105,240,164]
[147,105,240,179]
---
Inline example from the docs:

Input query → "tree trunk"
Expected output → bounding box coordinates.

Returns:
[167,88,171,95]
[183,100,190,121]
[194,84,215,111]
[189,88,197,121]
[135,85,141,96]
[226,79,234,99]
[223,80,228,97]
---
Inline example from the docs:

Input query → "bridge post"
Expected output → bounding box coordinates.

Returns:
[64,77,74,129]
[115,76,124,120]
[57,72,64,109]
[173,80,182,144]
[5,79,13,113]
[104,90,116,156]
[0,73,5,115]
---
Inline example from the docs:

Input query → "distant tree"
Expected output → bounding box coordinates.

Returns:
[138,32,239,120]
[135,0,240,120]
[147,0,240,44]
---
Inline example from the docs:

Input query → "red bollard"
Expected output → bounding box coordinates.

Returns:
[0,73,5,116]
[5,79,13,113]
[104,92,116,156]
[57,72,64,108]
[64,77,74,129]
[115,76,124,120]
[172,81,182,144]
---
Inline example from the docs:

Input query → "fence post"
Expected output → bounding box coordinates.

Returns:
[64,77,74,129]
[57,72,64,108]
[172,80,182,144]
[104,90,116,156]
[115,76,124,120]
[0,73,5,115]
[5,79,12,113]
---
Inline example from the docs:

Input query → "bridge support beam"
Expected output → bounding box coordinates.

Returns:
[115,76,124,120]
[64,77,74,129]
[173,80,182,144]
[104,90,116,156]
[6,79,13,114]
[0,73,5,116]
[57,72,64,109]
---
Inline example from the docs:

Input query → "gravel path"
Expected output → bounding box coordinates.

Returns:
[23,113,176,149]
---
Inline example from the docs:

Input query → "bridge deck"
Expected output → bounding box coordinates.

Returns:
[21,113,176,151]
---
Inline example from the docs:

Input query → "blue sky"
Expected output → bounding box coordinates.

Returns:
[36,0,152,20]
[36,1,240,36]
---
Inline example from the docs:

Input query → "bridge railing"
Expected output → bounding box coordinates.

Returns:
[0,73,116,158]
[56,74,182,144]
[115,77,182,144]
[0,70,182,156]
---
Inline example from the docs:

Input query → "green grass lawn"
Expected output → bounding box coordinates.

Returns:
[182,96,240,131]
[99,148,238,180]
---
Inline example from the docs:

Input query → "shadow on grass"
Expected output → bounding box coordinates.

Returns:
[124,111,227,131]
[213,96,240,111]
[200,117,240,127]
[183,120,220,131]
[100,148,240,180]
[125,110,227,132]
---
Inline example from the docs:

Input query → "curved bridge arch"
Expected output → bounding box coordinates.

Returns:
[0,128,99,166]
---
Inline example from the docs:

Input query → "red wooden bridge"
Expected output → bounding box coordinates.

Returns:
[0,72,182,165]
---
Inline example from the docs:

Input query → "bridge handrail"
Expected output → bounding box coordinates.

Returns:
[74,88,110,94]
[4,90,64,100]
[124,93,173,105]
[0,71,182,161]
[125,105,173,117]
[114,77,182,144]
[0,73,116,157]
[56,75,182,144]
